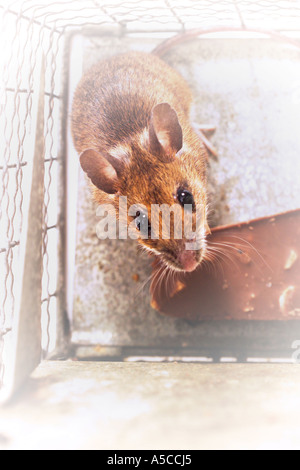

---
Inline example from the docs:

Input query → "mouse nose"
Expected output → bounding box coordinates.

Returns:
[178,249,199,272]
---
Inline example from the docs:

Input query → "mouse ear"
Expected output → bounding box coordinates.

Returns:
[80,149,120,194]
[149,103,183,163]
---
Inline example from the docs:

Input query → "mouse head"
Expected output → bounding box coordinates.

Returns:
[80,103,209,272]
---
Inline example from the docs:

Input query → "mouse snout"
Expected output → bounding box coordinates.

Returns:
[157,233,206,272]
[177,249,199,272]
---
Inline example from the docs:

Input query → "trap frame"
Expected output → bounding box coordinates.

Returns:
[1,0,300,400]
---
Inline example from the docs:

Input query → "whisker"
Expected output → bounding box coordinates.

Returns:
[135,272,152,297]
[204,248,227,277]
[207,245,240,271]
[201,254,216,276]
[208,241,257,268]
[158,267,169,294]
[220,234,272,272]
[151,261,168,296]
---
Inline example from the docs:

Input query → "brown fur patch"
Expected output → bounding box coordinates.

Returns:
[71,52,209,271]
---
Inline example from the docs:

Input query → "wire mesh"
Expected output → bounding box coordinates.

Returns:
[0,3,64,383]
[0,0,300,388]
[3,0,300,32]
[106,0,298,32]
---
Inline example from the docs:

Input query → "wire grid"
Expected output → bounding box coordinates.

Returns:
[0,0,300,385]
[0,2,64,382]
[3,0,300,32]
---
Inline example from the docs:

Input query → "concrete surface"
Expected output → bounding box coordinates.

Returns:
[2,360,300,450]
[70,36,300,353]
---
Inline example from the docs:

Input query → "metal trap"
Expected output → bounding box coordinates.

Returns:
[1,0,300,401]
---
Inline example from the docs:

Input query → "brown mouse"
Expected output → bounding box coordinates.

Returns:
[71,51,210,272]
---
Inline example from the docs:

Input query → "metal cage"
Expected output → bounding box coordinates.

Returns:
[1,0,300,400]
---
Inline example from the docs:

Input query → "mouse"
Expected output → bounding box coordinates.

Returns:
[71,51,210,273]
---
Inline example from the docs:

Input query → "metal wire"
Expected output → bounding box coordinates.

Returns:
[0,3,23,387]
[0,2,63,383]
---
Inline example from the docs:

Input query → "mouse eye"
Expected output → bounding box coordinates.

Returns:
[135,211,151,237]
[177,188,195,210]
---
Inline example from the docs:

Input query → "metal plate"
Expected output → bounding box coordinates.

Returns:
[69,35,300,358]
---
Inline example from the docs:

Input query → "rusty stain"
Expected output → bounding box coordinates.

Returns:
[132,273,140,282]
[170,280,186,298]
[151,298,160,311]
